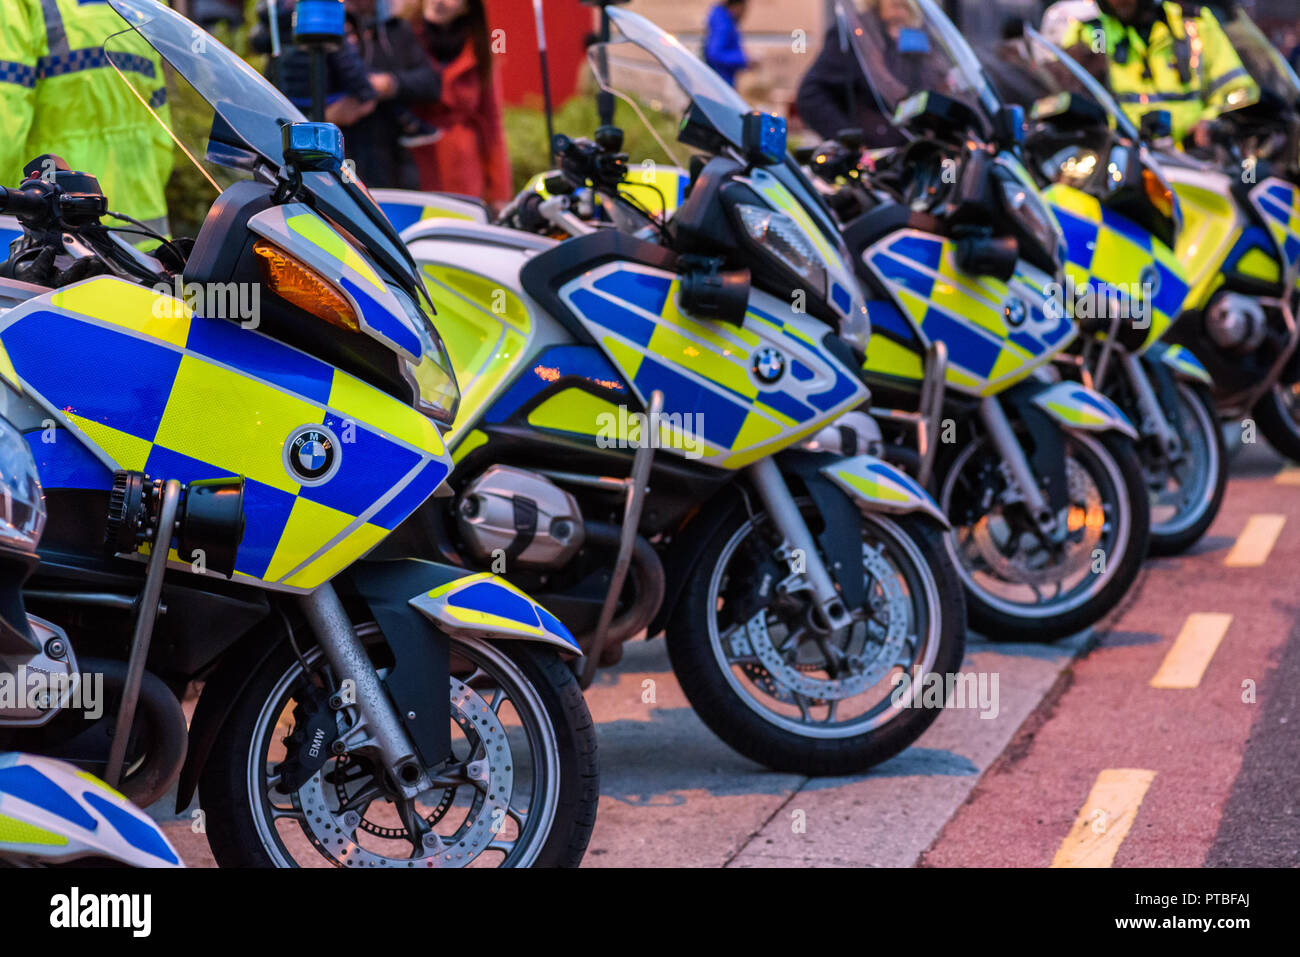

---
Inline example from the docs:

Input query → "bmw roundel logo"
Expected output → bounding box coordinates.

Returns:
[752,347,786,384]
[1004,297,1028,328]
[1140,264,1161,299]
[284,424,341,486]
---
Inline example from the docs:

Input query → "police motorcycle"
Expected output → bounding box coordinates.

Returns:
[1153,6,1300,461]
[1032,4,1300,460]
[399,6,967,776]
[797,0,1150,643]
[0,411,180,868]
[950,25,1224,556]
[0,0,597,868]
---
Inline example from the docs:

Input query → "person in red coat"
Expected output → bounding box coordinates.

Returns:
[411,0,513,206]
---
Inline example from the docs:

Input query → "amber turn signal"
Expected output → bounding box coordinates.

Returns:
[254,241,360,333]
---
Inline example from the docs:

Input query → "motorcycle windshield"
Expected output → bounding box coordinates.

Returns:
[108,0,302,173]
[593,7,844,251]
[101,0,459,418]
[103,0,423,293]
[833,0,999,137]
[1221,8,1300,110]
[985,26,1142,143]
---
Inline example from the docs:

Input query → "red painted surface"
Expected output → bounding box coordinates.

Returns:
[485,0,595,108]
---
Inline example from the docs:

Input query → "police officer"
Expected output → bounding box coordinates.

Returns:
[1060,0,1259,149]
[0,0,173,233]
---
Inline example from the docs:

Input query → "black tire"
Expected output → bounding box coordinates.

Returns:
[199,635,597,868]
[1147,382,1227,556]
[937,430,1150,644]
[1253,383,1300,464]
[666,511,966,776]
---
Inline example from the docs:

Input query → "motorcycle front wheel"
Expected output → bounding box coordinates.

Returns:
[200,632,598,868]
[1252,381,1300,464]
[1143,382,1226,555]
[667,507,966,776]
[936,429,1150,643]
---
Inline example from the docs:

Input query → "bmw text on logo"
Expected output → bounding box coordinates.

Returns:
[283,424,342,486]
[752,347,786,384]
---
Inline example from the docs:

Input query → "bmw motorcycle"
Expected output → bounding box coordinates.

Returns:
[0,0,596,868]
[954,24,1225,556]
[400,7,968,776]
[799,0,1151,642]
[1015,7,1300,461]
[0,412,180,868]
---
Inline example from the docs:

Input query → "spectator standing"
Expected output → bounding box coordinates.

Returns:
[795,0,921,147]
[337,0,443,189]
[704,0,749,87]
[407,0,511,206]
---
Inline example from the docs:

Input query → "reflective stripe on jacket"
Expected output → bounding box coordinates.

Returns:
[1063,1,1258,144]
[0,0,173,225]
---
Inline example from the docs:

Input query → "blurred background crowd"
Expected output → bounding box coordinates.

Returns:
[174,0,1300,207]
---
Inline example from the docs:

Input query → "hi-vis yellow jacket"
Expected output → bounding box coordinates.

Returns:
[0,0,173,230]
[1063,1,1259,145]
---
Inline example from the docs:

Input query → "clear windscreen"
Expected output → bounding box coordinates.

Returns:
[590,8,841,241]
[1222,8,1300,109]
[835,0,999,136]
[982,26,1141,142]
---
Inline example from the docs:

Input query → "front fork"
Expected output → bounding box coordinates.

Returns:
[299,584,432,802]
[1100,348,1182,462]
[746,457,853,631]
[978,397,1066,543]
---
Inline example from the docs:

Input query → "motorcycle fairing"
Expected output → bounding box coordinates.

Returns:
[420,262,537,443]
[0,752,181,867]
[0,276,450,592]
[372,188,491,235]
[1153,343,1214,385]
[247,204,424,362]
[523,165,690,220]
[0,215,20,260]
[559,262,869,470]
[1030,381,1138,438]
[819,454,950,527]
[411,570,582,653]
[862,230,1073,396]
[1164,166,1250,304]
[1043,184,1190,354]
[1249,178,1300,289]
[741,167,861,323]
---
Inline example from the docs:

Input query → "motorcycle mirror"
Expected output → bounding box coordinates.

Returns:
[1140,110,1173,142]
[835,128,866,150]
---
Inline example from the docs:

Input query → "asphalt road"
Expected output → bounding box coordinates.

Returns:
[154,438,1300,868]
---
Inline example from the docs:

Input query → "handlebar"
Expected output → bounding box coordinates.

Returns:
[0,185,52,220]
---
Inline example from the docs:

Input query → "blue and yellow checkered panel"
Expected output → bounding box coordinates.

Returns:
[1253,179,1300,280]
[413,572,580,651]
[558,265,868,469]
[0,278,449,593]
[864,231,1073,397]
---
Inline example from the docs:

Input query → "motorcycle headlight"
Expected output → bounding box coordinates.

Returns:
[736,204,828,297]
[994,159,1065,274]
[0,416,45,552]
[396,290,460,427]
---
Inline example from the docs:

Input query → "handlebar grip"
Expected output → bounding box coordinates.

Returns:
[0,185,48,219]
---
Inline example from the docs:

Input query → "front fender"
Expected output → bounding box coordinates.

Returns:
[410,571,582,655]
[819,454,950,528]
[1030,381,1138,439]
[1149,342,1213,386]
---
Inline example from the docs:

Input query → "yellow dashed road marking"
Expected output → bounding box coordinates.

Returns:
[1151,613,1232,689]
[1224,514,1285,567]
[1051,769,1157,868]
[1275,467,1300,485]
